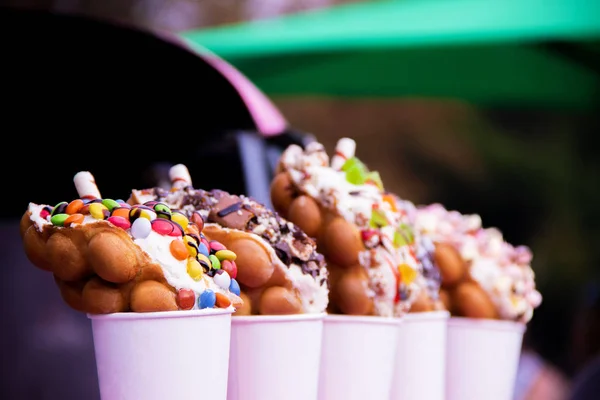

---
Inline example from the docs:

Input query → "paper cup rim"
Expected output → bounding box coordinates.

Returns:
[402,310,450,322]
[87,307,234,321]
[231,312,326,324]
[447,316,526,333]
[323,314,402,325]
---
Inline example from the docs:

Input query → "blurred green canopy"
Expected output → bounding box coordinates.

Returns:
[181,0,600,108]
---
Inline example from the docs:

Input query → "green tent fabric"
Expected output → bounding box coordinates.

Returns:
[181,0,600,108]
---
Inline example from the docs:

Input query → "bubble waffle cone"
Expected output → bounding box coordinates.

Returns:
[20,172,243,314]
[271,138,430,317]
[129,165,329,316]
[414,203,542,323]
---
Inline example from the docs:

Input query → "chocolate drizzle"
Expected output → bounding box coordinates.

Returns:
[150,187,326,283]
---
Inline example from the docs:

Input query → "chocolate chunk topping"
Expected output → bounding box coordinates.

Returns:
[151,186,326,282]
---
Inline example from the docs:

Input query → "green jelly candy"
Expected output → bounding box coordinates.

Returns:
[102,198,120,211]
[209,254,221,270]
[342,157,358,171]
[400,224,414,243]
[365,171,384,190]
[346,165,366,185]
[369,209,388,228]
[51,213,69,227]
[394,231,408,248]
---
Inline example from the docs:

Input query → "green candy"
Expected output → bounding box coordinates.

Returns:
[51,201,68,216]
[154,203,172,219]
[342,157,369,185]
[365,171,384,190]
[209,254,221,270]
[102,199,120,211]
[369,209,388,228]
[51,213,69,227]
[394,231,408,248]
[400,224,414,243]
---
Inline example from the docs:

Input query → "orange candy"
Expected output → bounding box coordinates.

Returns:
[169,239,188,261]
[382,194,398,212]
[111,208,130,220]
[215,292,232,308]
[64,213,84,227]
[65,199,84,215]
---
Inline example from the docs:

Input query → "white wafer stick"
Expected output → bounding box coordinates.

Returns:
[330,138,356,170]
[169,164,193,190]
[74,171,101,200]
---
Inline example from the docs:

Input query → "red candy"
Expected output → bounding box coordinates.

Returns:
[107,216,131,230]
[151,218,174,235]
[209,241,226,252]
[191,211,204,231]
[201,238,210,252]
[176,289,195,310]
[221,260,237,279]
[40,208,51,221]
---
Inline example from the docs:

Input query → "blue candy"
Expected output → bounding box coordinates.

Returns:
[199,289,216,309]
[198,242,210,257]
[229,279,241,297]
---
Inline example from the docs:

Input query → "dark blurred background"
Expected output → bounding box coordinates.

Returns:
[1,1,599,399]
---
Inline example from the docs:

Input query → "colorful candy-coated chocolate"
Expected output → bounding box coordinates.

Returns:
[215,292,231,308]
[209,254,221,270]
[131,218,152,239]
[229,279,241,297]
[209,241,226,252]
[50,213,69,226]
[110,207,130,220]
[153,202,172,219]
[199,289,216,309]
[40,208,51,221]
[64,213,84,227]
[51,202,68,216]
[201,238,210,254]
[152,218,174,235]
[176,289,195,310]
[197,253,211,270]
[191,211,204,231]
[100,199,119,211]
[169,239,188,261]
[65,199,84,215]
[221,260,238,280]
[168,220,184,237]
[107,216,131,230]
[398,263,417,284]
[213,270,231,290]
[89,203,109,220]
[171,212,189,230]
[215,249,236,261]
[197,242,210,258]
[187,258,203,280]
[129,206,157,222]
[117,201,132,209]
[184,237,199,258]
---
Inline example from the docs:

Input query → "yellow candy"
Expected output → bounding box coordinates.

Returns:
[398,263,417,285]
[171,212,189,230]
[187,258,203,281]
[197,253,211,269]
[184,235,198,257]
[215,249,237,261]
[89,202,108,220]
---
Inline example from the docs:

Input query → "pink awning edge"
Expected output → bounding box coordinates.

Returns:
[159,31,288,137]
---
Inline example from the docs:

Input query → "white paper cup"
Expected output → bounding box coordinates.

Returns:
[89,308,233,400]
[446,317,526,400]
[318,314,401,400]
[390,310,450,400]
[227,313,325,400]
